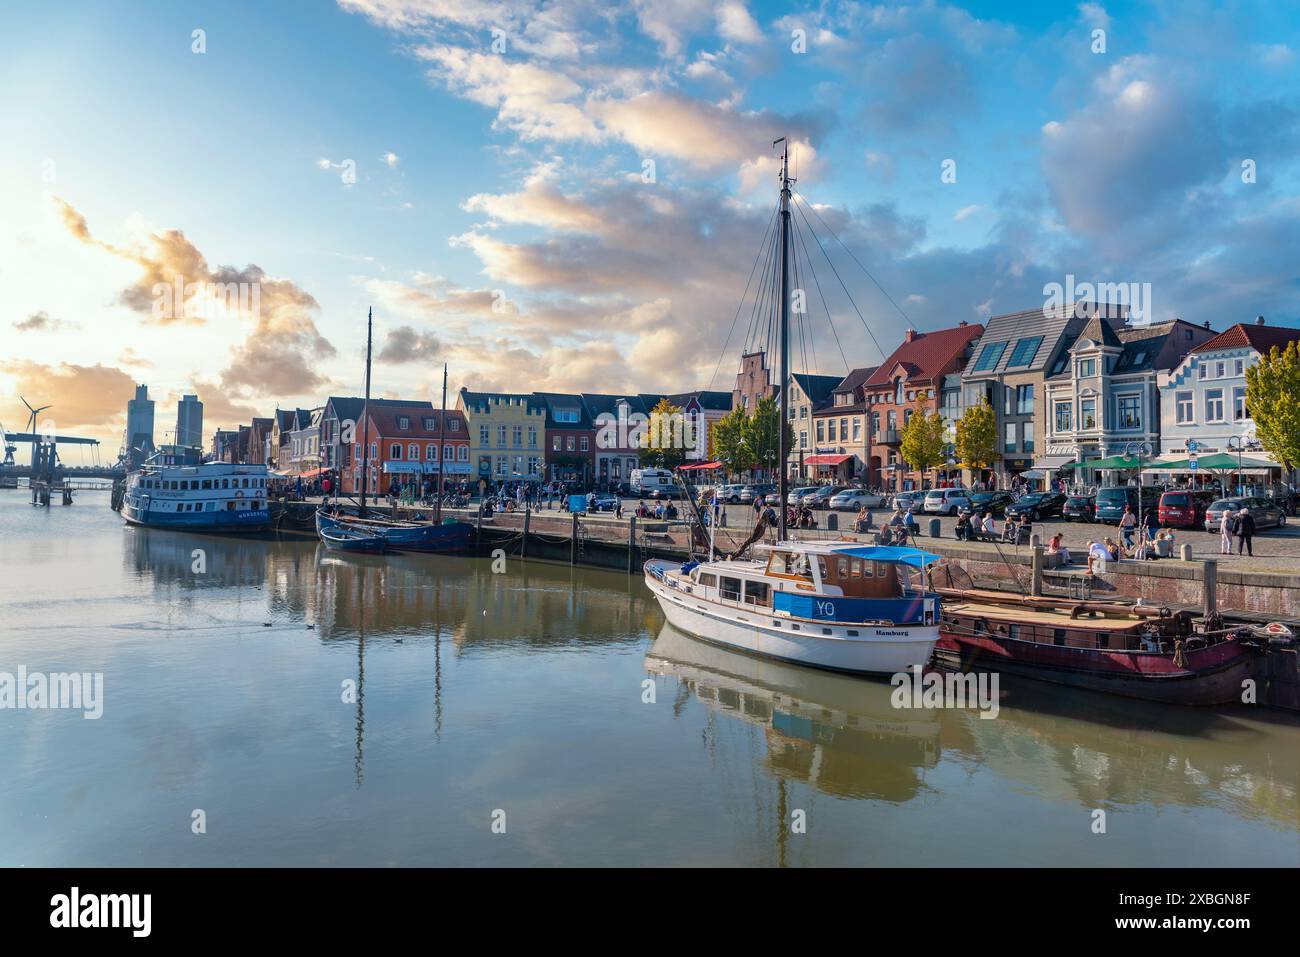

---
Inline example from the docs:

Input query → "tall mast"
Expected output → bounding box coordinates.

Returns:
[359,307,373,515]
[776,139,792,541]
[436,362,447,523]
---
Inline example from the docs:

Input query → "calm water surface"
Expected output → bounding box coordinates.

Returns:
[2,491,1297,866]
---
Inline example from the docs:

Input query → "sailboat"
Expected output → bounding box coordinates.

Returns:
[643,141,943,676]
[316,310,474,553]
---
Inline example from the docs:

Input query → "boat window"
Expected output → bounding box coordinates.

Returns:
[222,479,229,489]
[719,577,742,601]
[815,557,829,580]
[767,551,790,574]
[697,572,717,588]
[227,501,236,510]
[744,581,770,605]
[874,562,889,578]
[836,558,849,579]
[253,501,261,509]
[850,558,862,577]
[202,480,212,490]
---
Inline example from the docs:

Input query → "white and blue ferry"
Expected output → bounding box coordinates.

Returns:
[121,461,272,532]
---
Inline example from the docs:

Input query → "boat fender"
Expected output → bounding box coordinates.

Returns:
[1172,638,1188,669]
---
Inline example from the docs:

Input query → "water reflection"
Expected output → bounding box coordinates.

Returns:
[647,623,1299,833]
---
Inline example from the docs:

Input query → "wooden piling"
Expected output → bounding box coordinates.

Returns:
[1030,544,1044,597]
[571,512,579,565]
[521,506,530,559]
[628,515,637,573]
[1203,559,1218,615]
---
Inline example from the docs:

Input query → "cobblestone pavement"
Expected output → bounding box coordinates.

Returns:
[778,507,1300,576]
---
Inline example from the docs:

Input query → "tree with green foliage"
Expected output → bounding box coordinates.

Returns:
[711,406,750,475]
[1245,340,1300,471]
[745,395,794,481]
[899,409,948,487]
[638,397,689,469]
[954,399,999,476]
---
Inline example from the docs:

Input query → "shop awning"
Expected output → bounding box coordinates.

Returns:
[1086,454,1145,470]
[1063,458,1102,470]
[1030,455,1074,471]
[804,453,852,465]
[679,461,722,471]
[297,467,327,479]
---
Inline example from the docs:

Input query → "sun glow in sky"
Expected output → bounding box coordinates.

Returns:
[2,0,1298,452]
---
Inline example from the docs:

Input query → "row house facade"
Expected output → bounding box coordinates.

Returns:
[1158,317,1300,466]
[536,392,595,484]
[457,390,547,484]
[342,402,470,495]
[784,373,842,477]
[807,366,878,482]
[1042,314,1217,487]
[864,322,984,491]
[583,393,649,487]
[731,351,778,413]
[639,390,732,465]
[960,304,1111,488]
[286,408,324,476]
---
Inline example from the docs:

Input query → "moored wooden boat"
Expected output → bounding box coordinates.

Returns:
[930,582,1257,705]
[320,525,388,553]
[316,507,472,553]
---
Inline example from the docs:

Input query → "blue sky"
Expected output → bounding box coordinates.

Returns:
[2,0,1297,447]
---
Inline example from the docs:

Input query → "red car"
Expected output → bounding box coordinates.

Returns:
[1157,489,1215,528]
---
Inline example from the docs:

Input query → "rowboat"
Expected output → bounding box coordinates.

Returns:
[319,525,387,553]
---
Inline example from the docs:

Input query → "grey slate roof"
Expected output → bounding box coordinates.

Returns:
[962,303,1124,380]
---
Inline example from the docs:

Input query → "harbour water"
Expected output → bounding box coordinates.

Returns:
[2,491,1297,867]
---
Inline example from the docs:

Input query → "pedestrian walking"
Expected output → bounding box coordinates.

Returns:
[1220,509,1236,554]
[1236,507,1256,557]
[1119,505,1137,548]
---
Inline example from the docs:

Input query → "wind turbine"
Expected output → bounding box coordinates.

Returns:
[20,396,53,472]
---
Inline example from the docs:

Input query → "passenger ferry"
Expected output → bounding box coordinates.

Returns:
[644,542,942,676]
[121,461,272,531]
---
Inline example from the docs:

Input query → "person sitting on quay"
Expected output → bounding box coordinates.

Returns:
[1103,537,1121,562]
[889,507,905,527]
[1000,515,1017,543]
[1016,512,1032,543]
[1086,539,1110,575]
[980,511,997,541]
[1047,531,1071,564]
[853,505,872,533]
[954,512,973,541]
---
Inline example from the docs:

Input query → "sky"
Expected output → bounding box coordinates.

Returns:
[2,0,1298,455]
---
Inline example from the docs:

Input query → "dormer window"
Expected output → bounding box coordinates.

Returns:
[397,416,410,430]
[422,417,436,430]
[1078,358,1096,377]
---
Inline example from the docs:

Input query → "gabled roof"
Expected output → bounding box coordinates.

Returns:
[832,366,879,395]
[1191,321,1300,355]
[361,402,461,439]
[788,373,842,409]
[865,323,984,388]
[637,390,733,413]
[458,388,546,415]
[960,304,1117,379]
[325,396,425,424]
[1072,312,1124,350]
[581,393,651,419]
[533,392,594,429]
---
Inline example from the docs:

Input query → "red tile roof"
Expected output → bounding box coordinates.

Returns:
[1191,322,1300,355]
[864,323,984,387]
[362,403,467,439]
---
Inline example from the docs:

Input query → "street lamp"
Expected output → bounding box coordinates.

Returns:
[1123,440,1151,543]
[1227,435,1244,497]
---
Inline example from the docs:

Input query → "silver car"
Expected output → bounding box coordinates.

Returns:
[923,488,972,515]
[829,488,888,510]
[1204,497,1286,532]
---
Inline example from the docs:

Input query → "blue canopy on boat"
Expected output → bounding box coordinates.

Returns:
[828,544,943,569]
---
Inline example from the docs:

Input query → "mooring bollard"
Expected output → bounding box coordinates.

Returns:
[1203,559,1217,615]
[826,513,838,531]
[928,517,941,538]
[1180,543,1193,561]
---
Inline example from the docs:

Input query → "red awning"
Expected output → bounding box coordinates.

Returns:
[679,461,722,470]
[804,454,852,465]
[297,467,327,479]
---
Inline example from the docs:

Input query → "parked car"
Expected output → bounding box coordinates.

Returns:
[1093,485,1158,523]
[1157,489,1217,529]
[965,491,1015,516]
[589,492,620,512]
[714,483,748,504]
[801,485,847,509]
[1061,494,1096,522]
[1204,497,1287,532]
[829,487,888,510]
[647,486,682,500]
[739,484,776,503]
[1005,491,1067,521]
[923,487,972,515]
[890,492,923,512]
[787,486,819,505]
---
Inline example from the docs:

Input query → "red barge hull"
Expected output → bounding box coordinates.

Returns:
[933,628,1255,706]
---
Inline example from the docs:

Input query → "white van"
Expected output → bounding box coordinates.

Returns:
[630,468,675,497]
